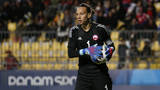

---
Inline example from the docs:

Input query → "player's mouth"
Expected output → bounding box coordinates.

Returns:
[78,20,83,24]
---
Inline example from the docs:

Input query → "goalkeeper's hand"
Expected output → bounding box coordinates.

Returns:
[79,44,114,64]
[79,44,103,64]
[99,45,114,61]
[79,44,101,55]
[93,45,114,64]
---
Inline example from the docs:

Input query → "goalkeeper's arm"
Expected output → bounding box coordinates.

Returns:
[104,40,115,61]
[68,36,79,58]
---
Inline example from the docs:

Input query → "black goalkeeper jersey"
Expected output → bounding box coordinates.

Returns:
[68,22,114,73]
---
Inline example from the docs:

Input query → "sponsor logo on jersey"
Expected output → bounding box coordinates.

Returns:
[78,37,82,40]
[105,84,108,90]
[92,35,98,40]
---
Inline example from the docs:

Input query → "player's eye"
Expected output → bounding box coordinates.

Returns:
[80,12,85,15]
[75,13,78,16]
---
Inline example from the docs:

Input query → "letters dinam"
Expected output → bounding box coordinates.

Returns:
[8,75,77,86]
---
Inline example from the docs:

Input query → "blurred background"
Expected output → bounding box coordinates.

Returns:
[0,0,160,90]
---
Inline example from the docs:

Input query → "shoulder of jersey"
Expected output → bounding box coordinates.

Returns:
[69,25,79,37]
[95,23,107,30]
[70,25,79,31]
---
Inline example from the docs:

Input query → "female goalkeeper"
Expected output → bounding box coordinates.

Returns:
[68,3,115,90]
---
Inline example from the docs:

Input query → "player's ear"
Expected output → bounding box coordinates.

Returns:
[87,12,92,18]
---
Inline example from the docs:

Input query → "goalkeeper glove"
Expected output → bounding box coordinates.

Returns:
[79,44,101,55]
[102,45,114,61]
[79,44,114,64]
[92,45,115,64]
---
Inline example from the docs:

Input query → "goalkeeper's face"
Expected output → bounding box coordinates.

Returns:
[75,7,91,25]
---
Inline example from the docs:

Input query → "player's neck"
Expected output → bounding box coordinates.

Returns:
[81,22,91,32]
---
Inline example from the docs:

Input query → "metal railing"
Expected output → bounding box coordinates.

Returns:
[0,30,160,70]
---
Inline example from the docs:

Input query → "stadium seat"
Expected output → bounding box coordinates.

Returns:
[21,42,32,50]
[107,63,117,70]
[1,41,9,51]
[110,50,119,62]
[150,63,157,69]
[31,42,40,51]
[111,31,119,41]
[154,2,160,14]
[31,63,41,70]
[69,57,78,61]
[21,64,31,70]
[42,64,49,70]
[41,42,50,50]
[21,42,31,61]
[151,41,159,51]
[68,63,78,70]
[128,63,133,69]
[50,40,61,59]
[47,50,57,61]
[138,40,145,52]
[38,32,45,42]
[30,50,42,62]
[11,42,20,50]
[0,42,11,59]
[20,50,29,61]
[137,61,148,69]
[0,64,2,70]
[54,63,63,70]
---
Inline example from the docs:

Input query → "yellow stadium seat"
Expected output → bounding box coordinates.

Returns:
[137,61,148,69]
[111,31,119,41]
[41,64,53,70]
[114,41,120,54]
[128,63,133,69]
[1,42,9,50]
[31,42,40,51]
[0,42,11,58]
[20,50,29,61]
[8,21,16,32]
[34,64,44,70]
[31,51,39,61]
[151,41,159,51]
[47,50,57,61]
[138,40,145,52]
[41,42,50,50]
[150,63,157,69]
[157,63,160,69]
[154,2,160,13]
[21,42,32,59]
[22,42,32,49]
[156,18,160,28]
[68,63,78,70]
[69,57,78,61]
[11,42,20,50]
[52,40,61,50]
[107,63,117,70]
[38,32,45,42]
[21,64,31,70]
[31,64,37,70]
[116,20,125,30]
[0,64,2,70]
[110,49,119,62]
[42,64,48,70]
[13,50,21,58]
[47,64,54,70]
[54,63,63,70]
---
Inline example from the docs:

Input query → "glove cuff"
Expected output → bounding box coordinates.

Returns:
[79,49,89,55]
[79,49,84,55]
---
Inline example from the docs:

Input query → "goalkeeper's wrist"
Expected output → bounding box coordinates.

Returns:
[79,48,89,55]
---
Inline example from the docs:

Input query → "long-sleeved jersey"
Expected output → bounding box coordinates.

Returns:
[68,22,115,71]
